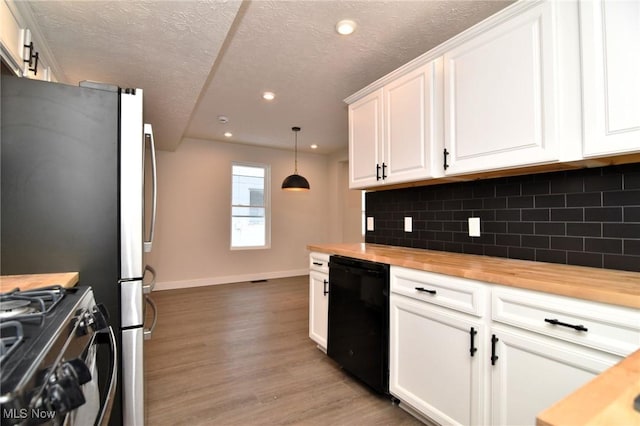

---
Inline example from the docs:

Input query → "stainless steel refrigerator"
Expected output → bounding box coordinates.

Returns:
[1,74,158,425]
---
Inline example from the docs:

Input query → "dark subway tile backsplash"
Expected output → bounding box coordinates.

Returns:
[365,164,640,272]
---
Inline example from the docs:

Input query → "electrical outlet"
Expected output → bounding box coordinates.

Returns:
[404,217,412,232]
[367,217,374,231]
[468,217,480,237]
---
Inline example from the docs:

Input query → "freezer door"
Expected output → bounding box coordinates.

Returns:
[121,327,144,426]
[120,89,145,280]
[121,280,144,328]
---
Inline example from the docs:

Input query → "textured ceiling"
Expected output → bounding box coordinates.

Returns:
[23,0,512,153]
[22,0,242,151]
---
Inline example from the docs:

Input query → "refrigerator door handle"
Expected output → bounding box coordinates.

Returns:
[143,295,158,340]
[143,123,157,253]
[142,264,156,294]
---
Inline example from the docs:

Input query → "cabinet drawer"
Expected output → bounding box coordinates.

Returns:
[390,266,486,317]
[492,286,640,356]
[309,252,330,274]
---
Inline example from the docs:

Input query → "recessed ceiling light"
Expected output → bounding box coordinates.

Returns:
[310,144,318,149]
[224,132,233,138]
[336,19,356,35]
[262,92,275,101]
[217,115,229,124]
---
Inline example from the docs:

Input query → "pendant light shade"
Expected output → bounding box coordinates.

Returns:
[282,126,310,191]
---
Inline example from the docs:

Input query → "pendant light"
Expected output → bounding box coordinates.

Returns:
[281,126,310,191]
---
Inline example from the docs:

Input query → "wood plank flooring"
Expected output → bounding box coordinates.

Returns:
[145,276,423,425]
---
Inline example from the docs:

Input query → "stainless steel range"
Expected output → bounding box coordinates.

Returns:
[0,286,116,426]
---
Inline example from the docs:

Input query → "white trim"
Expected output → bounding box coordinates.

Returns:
[153,269,309,291]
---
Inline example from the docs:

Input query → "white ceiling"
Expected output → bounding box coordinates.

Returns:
[22,0,512,153]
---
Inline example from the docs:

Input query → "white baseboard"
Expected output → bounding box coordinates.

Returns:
[154,269,309,291]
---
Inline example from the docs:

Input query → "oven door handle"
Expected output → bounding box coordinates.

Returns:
[96,326,118,426]
[144,295,158,340]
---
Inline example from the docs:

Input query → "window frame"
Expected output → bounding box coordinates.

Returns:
[230,161,271,250]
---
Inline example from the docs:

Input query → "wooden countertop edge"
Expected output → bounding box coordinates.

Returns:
[536,349,640,426]
[307,243,640,309]
[0,272,79,292]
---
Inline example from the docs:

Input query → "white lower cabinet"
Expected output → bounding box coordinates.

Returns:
[388,266,640,426]
[308,253,330,350]
[389,266,487,425]
[390,294,484,425]
[489,325,618,426]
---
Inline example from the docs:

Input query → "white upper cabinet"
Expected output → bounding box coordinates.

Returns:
[0,0,24,74]
[349,89,383,188]
[346,0,636,187]
[383,60,443,185]
[0,0,57,81]
[580,0,640,157]
[442,1,581,175]
[349,60,443,189]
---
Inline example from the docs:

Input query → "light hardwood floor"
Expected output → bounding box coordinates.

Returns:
[145,275,424,425]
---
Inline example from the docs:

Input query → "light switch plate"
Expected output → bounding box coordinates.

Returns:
[468,217,480,237]
[367,217,374,231]
[404,217,412,233]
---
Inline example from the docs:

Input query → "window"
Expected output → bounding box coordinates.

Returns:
[231,163,270,249]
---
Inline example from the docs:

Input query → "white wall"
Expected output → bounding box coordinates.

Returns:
[145,138,334,290]
[326,148,364,243]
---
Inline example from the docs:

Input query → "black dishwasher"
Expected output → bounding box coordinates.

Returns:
[327,255,390,394]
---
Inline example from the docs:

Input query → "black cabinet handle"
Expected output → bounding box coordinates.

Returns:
[323,279,329,296]
[382,162,387,180]
[544,318,588,332]
[31,51,39,75]
[469,327,477,357]
[415,287,436,295]
[23,42,34,67]
[312,262,323,266]
[491,334,499,365]
[23,42,39,75]
[376,164,381,181]
[443,148,450,170]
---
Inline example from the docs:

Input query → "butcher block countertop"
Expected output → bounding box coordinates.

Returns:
[537,348,640,426]
[309,243,640,424]
[0,272,79,293]
[307,243,640,309]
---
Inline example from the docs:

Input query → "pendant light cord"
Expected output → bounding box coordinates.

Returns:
[293,127,300,174]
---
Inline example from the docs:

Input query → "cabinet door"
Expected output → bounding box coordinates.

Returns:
[309,270,329,349]
[349,89,383,189]
[490,326,619,426]
[0,0,24,75]
[580,0,640,157]
[390,294,484,425]
[383,60,443,185]
[443,2,576,175]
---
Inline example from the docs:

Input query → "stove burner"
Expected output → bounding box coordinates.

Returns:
[0,286,65,321]
[0,321,24,364]
[0,299,34,319]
